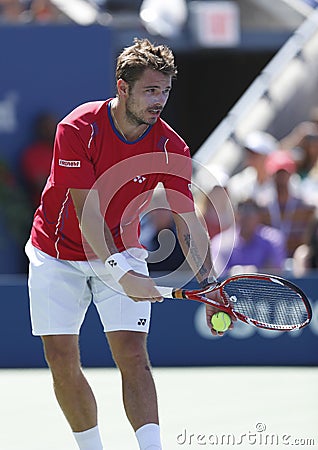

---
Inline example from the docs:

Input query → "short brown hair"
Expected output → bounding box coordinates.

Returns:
[116,38,177,87]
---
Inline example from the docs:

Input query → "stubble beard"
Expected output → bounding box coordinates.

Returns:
[126,96,158,127]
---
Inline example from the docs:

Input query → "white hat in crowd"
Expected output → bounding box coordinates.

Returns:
[243,131,278,155]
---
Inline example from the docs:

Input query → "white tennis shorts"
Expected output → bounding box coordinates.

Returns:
[25,240,151,336]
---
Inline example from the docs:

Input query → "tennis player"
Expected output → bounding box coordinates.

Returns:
[25,38,221,450]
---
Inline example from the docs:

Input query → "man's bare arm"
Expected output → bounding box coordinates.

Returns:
[70,188,118,262]
[173,210,236,335]
[172,211,217,285]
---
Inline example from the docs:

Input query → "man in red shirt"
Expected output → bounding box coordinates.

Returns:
[26,38,223,450]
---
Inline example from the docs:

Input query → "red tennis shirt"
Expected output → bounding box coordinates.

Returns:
[30,99,194,260]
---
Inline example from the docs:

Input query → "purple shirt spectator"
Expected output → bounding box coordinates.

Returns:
[211,199,286,277]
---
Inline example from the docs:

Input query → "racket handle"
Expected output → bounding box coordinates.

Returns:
[156,286,189,299]
[156,286,174,298]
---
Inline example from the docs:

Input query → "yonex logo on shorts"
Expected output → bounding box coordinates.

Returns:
[138,318,147,326]
[59,159,81,168]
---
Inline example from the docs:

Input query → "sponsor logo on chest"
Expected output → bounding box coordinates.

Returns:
[59,159,81,168]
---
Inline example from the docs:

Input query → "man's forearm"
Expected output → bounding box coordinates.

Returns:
[70,188,118,263]
[174,212,217,284]
[79,209,119,263]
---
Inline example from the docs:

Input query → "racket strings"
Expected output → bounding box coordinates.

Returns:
[224,278,309,328]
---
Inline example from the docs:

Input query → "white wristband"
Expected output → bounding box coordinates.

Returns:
[105,253,133,283]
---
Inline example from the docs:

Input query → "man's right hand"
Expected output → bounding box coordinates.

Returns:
[119,271,164,302]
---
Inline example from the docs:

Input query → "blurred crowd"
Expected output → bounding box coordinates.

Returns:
[0,0,187,37]
[0,0,66,24]
[142,106,318,279]
[1,106,318,277]
[197,106,318,278]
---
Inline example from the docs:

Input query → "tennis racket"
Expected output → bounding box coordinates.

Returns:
[156,273,312,331]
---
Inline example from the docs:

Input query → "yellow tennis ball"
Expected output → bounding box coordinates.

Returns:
[211,312,231,332]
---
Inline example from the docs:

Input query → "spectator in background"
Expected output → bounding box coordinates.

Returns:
[227,130,278,206]
[261,150,316,258]
[293,213,318,276]
[279,108,318,204]
[211,198,286,277]
[0,0,63,23]
[292,133,318,206]
[280,106,318,152]
[28,0,61,23]
[197,168,234,240]
[0,0,25,22]
[20,112,57,209]
[292,133,318,180]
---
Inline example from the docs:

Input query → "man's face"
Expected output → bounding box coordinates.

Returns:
[125,68,172,126]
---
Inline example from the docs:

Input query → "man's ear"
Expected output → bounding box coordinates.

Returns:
[117,78,129,97]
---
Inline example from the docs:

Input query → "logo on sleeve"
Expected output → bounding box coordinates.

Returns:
[59,159,81,168]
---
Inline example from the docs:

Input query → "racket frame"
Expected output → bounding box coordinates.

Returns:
[159,273,312,331]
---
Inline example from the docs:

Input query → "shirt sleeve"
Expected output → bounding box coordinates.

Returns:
[51,122,96,189]
[162,146,195,214]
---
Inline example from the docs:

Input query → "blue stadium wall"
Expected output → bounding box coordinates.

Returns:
[0,25,114,169]
[0,275,317,367]
[0,25,114,273]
